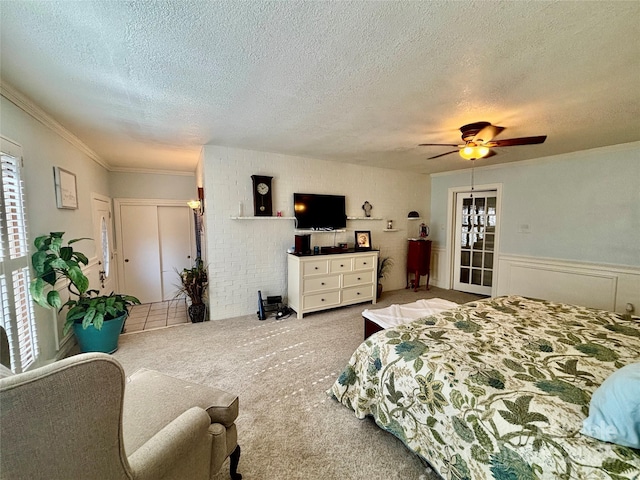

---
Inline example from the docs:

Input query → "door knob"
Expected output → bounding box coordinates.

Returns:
[125,259,129,263]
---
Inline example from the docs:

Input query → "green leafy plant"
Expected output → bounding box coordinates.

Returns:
[176,258,208,305]
[377,256,394,284]
[30,232,140,334]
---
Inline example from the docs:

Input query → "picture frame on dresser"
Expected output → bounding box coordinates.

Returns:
[355,231,371,250]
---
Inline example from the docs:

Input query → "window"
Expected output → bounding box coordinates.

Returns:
[0,137,38,372]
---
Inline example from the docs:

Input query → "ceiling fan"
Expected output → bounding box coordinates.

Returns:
[419,121,547,160]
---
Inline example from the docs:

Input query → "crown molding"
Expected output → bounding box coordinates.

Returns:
[0,80,110,170]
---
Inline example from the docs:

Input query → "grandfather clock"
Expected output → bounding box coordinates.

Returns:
[251,175,273,216]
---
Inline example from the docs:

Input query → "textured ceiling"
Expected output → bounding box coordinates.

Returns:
[1,1,639,174]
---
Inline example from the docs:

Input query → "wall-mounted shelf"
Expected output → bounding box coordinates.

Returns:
[347,216,383,220]
[407,217,423,221]
[294,229,346,233]
[230,216,295,220]
[383,229,400,232]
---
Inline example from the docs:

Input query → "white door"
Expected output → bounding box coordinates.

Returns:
[120,205,162,303]
[158,206,194,300]
[118,203,195,304]
[453,191,498,295]
[91,195,116,294]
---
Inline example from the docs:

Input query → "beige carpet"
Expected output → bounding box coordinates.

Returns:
[112,287,485,480]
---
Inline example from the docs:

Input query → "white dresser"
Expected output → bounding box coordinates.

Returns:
[287,251,379,319]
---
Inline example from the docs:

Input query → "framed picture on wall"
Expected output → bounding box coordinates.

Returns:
[355,230,372,251]
[53,167,78,209]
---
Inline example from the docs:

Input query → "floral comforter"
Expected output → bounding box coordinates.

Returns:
[330,296,640,479]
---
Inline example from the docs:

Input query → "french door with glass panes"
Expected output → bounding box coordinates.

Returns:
[453,191,498,295]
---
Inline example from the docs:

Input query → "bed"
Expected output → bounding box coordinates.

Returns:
[330,295,640,479]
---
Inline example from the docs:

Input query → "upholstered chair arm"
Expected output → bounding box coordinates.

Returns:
[0,353,132,480]
[128,407,212,480]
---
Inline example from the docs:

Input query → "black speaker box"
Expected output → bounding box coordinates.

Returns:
[295,234,311,254]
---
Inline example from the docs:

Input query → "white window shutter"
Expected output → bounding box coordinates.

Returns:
[0,140,38,372]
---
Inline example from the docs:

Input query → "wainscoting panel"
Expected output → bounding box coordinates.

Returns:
[429,248,443,287]
[430,246,447,288]
[496,255,640,314]
[431,249,639,314]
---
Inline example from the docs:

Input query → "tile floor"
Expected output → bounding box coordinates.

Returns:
[123,299,190,333]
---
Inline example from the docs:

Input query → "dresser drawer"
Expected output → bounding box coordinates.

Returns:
[342,284,374,303]
[330,258,353,273]
[303,291,341,310]
[303,259,329,276]
[354,256,375,271]
[343,270,374,287]
[303,275,340,293]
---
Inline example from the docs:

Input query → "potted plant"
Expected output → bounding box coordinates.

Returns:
[30,232,140,353]
[377,257,394,299]
[176,258,208,323]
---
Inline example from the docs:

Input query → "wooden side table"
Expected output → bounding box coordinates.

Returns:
[406,239,432,292]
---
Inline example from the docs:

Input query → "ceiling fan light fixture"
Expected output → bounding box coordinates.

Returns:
[459,145,489,160]
[421,122,547,161]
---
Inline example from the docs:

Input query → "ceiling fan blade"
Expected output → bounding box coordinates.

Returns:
[427,150,459,160]
[419,143,461,147]
[488,135,547,147]
[472,125,505,144]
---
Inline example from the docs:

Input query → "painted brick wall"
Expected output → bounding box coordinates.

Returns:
[203,145,430,320]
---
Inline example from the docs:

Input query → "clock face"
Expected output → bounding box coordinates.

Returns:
[257,183,269,195]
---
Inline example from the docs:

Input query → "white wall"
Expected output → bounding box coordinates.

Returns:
[1,93,201,366]
[203,146,430,320]
[430,142,640,312]
[1,95,111,366]
[109,171,196,200]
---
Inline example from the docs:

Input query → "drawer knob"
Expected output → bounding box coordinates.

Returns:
[340,264,344,267]
[357,292,360,295]
[363,262,367,265]
[357,277,361,280]
[315,267,318,270]
[321,282,325,285]
[321,298,325,302]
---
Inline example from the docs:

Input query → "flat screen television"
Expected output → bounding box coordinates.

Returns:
[293,193,347,230]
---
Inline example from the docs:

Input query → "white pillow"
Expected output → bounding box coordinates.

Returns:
[581,363,640,448]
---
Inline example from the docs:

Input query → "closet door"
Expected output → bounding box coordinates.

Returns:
[120,205,162,303]
[117,202,195,304]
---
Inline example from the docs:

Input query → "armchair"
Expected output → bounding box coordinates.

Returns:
[0,352,241,480]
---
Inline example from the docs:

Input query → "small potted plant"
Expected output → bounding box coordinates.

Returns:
[30,232,140,353]
[176,258,208,323]
[377,257,394,299]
